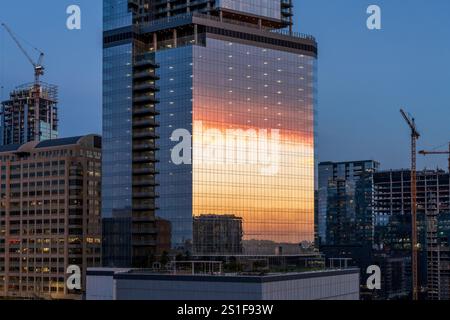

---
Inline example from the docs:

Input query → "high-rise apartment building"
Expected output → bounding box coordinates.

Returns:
[0,82,58,146]
[317,160,379,294]
[103,0,317,266]
[0,135,102,299]
[318,160,379,246]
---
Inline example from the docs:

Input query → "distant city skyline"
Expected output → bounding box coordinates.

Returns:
[1,0,450,171]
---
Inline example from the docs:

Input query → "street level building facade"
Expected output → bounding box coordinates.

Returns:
[103,0,317,265]
[0,135,102,299]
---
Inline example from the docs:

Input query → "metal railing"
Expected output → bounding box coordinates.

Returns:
[139,12,316,42]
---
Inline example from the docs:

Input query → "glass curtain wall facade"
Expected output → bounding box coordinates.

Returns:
[102,43,134,267]
[103,0,160,267]
[156,46,194,251]
[156,37,317,255]
[103,0,316,262]
[103,0,132,31]
[318,160,379,246]
[217,0,281,20]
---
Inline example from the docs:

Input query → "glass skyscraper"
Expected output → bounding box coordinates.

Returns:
[103,0,317,265]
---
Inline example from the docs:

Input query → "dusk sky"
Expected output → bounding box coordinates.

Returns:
[1,0,449,170]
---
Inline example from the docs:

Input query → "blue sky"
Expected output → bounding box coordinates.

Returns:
[1,1,450,170]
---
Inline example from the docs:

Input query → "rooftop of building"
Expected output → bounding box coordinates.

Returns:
[319,160,380,166]
[138,11,315,42]
[87,267,360,283]
[375,168,448,174]
[1,82,58,103]
[0,134,101,154]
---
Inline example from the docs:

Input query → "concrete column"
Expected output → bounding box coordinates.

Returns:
[173,29,177,48]
[194,24,198,44]
[153,33,157,52]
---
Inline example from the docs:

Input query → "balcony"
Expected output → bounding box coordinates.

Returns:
[133,178,159,187]
[134,83,159,92]
[133,70,159,81]
[133,167,157,175]
[133,155,158,164]
[133,142,158,151]
[133,191,159,199]
[133,95,158,104]
[133,118,159,128]
[133,130,158,139]
[134,59,158,68]
[133,106,159,116]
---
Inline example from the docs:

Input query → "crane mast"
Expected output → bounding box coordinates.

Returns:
[400,108,420,300]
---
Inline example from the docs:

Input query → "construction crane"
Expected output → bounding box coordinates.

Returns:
[419,143,450,173]
[400,108,420,300]
[1,22,45,84]
[1,22,49,142]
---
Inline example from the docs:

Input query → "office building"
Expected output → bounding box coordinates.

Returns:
[0,135,102,299]
[317,160,379,298]
[103,0,317,265]
[318,161,378,267]
[318,160,379,246]
[0,82,58,146]
[86,267,360,300]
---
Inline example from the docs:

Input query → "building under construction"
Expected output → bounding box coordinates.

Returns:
[0,82,58,146]
[374,169,450,300]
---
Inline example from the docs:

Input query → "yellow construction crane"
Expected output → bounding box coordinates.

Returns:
[400,108,420,300]
[419,143,450,173]
[1,22,45,84]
